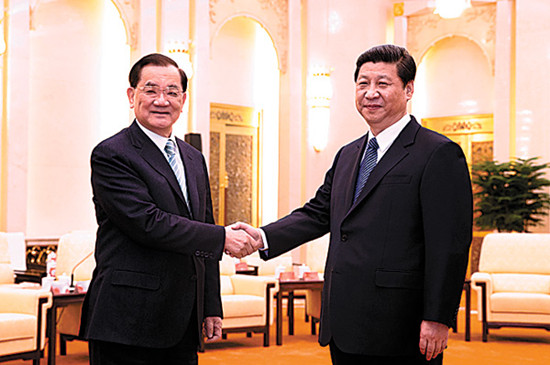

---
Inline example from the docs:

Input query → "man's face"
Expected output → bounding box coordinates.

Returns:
[355,62,413,135]
[127,65,186,137]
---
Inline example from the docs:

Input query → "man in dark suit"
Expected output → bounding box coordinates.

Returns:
[80,53,256,365]
[235,44,472,364]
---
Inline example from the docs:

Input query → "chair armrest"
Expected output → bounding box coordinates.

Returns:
[230,275,278,297]
[471,272,493,294]
[0,286,52,315]
[471,272,493,323]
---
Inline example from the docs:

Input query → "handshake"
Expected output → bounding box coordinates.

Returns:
[223,222,264,258]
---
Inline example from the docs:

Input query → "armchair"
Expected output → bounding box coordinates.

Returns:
[304,235,329,334]
[471,233,550,341]
[207,254,277,349]
[54,231,95,354]
[0,286,52,365]
[243,251,293,277]
[0,233,14,285]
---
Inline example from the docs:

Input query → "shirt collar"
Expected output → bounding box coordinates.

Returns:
[368,114,411,156]
[135,119,177,154]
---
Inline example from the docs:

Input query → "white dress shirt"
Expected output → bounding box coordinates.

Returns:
[136,120,190,205]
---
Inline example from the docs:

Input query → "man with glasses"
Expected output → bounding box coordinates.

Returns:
[80,53,256,365]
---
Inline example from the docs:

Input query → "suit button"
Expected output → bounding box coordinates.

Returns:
[341,234,348,242]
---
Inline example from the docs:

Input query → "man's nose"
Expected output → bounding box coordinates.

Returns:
[153,92,170,105]
[365,86,380,99]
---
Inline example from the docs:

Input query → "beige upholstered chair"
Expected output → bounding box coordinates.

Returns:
[304,235,329,334]
[0,232,53,364]
[211,254,277,348]
[471,233,550,341]
[0,233,15,285]
[55,231,95,354]
[243,251,293,277]
[244,251,299,320]
[0,285,52,364]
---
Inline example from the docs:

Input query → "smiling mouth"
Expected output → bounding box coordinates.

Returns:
[151,111,170,115]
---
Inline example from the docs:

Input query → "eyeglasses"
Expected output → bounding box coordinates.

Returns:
[137,85,184,100]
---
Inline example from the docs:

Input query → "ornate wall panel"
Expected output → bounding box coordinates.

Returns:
[225,134,253,224]
[210,103,258,226]
[209,0,288,73]
[210,132,221,223]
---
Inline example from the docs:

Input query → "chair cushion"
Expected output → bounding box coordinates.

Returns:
[56,231,95,281]
[0,313,36,341]
[479,233,550,274]
[222,295,264,318]
[492,273,550,293]
[220,276,234,295]
[491,292,550,314]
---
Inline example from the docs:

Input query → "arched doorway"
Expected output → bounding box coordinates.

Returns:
[414,36,494,166]
[209,16,279,226]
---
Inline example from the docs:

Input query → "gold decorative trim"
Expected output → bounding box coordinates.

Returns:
[393,2,404,17]
[210,103,256,127]
[422,114,493,135]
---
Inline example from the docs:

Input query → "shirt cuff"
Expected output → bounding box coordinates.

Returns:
[259,228,269,251]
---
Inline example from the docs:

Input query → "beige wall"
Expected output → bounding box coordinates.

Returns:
[302,0,392,201]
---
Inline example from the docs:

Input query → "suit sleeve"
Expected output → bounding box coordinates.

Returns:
[260,149,341,259]
[420,141,473,326]
[91,142,225,260]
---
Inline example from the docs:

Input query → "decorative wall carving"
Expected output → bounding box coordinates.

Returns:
[111,0,139,50]
[225,134,253,225]
[407,3,496,74]
[209,0,289,73]
[210,132,221,223]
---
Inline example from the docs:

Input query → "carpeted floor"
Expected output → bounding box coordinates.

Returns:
[5,295,550,365]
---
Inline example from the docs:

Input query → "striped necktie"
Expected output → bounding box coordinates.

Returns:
[353,137,379,203]
[164,139,191,213]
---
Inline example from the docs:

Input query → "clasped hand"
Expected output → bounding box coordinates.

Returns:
[223,222,264,258]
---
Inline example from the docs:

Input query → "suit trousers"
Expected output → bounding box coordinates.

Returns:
[88,319,199,365]
[329,339,443,365]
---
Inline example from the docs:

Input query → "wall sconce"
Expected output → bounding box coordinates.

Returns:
[166,40,194,79]
[434,0,471,19]
[308,66,332,152]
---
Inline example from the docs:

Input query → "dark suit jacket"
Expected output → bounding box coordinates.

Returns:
[80,121,225,348]
[260,117,472,356]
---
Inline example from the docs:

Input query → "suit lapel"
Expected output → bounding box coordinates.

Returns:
[348,119,420,212]
[343,135,368,212]
[176,138,200,219]
[128,122,192,217]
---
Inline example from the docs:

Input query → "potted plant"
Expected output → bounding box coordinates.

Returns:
[472,157,550,233]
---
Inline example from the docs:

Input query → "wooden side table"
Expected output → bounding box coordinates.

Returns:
[276,279,323,345]
[47,291,86,365]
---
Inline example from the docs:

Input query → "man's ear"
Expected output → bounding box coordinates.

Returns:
[127,87,135,108]
[180,93,187,112]
[405,81,414,100]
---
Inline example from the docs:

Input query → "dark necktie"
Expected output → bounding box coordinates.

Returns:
[353,137,379,203]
